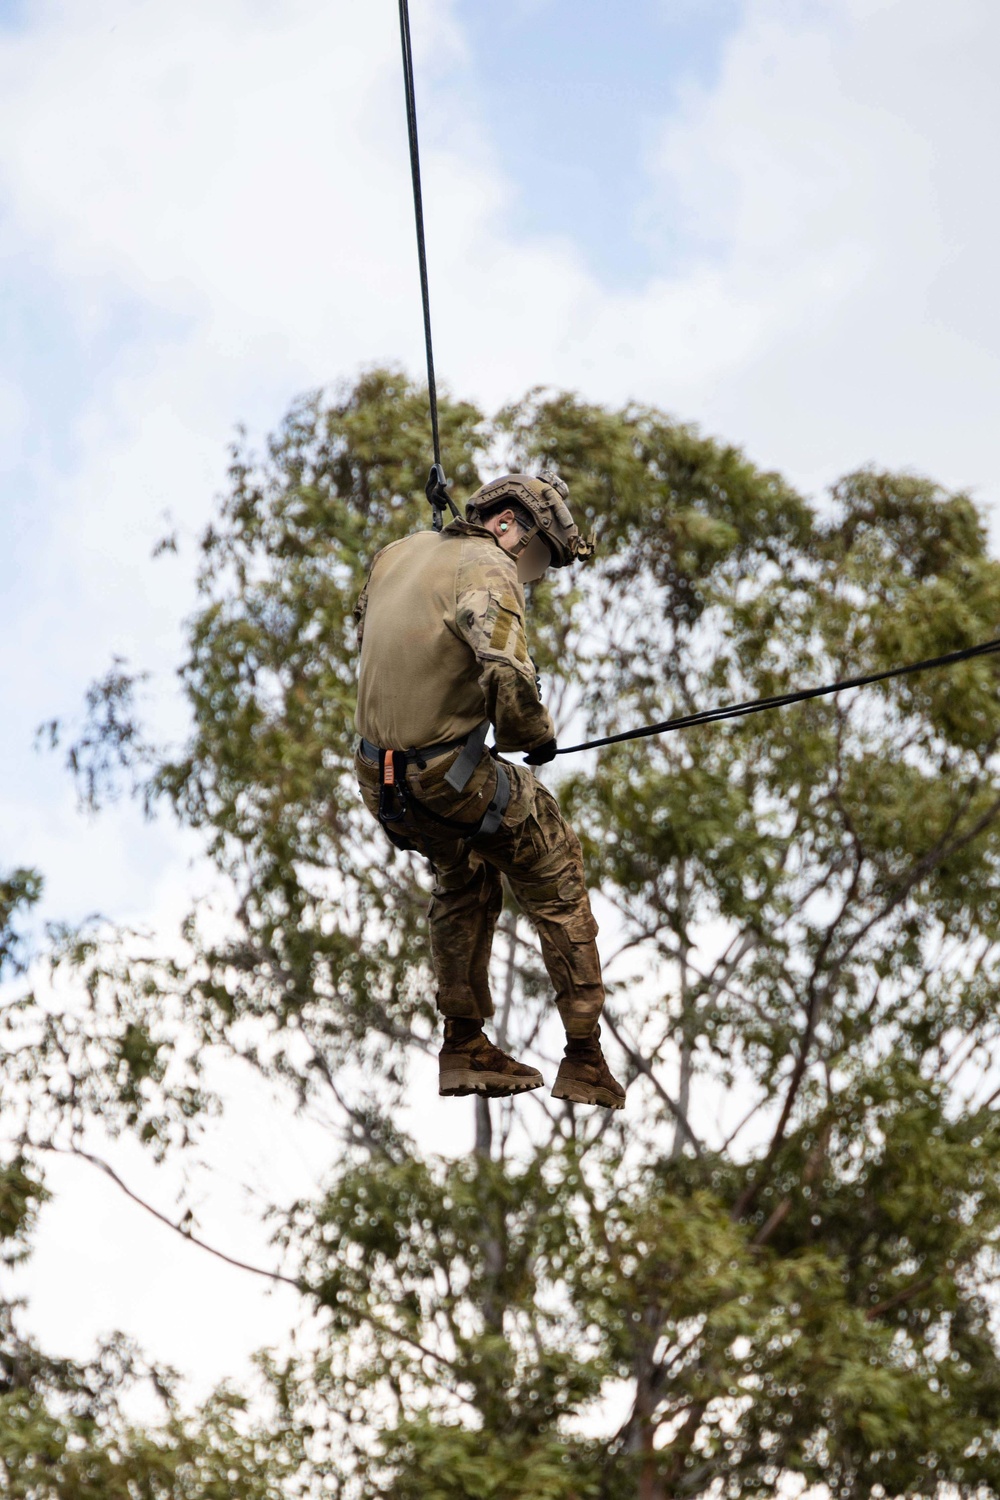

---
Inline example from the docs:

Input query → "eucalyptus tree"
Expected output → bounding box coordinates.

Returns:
[7,367,1000,1497]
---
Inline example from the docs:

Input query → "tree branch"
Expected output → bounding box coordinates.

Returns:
[42,1141,460,1374]
[865,1274,935,1321]
[603,1014,702,1155]
[43,1141,303,1291]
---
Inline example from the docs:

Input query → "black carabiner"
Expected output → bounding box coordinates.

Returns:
[426,463,460,532]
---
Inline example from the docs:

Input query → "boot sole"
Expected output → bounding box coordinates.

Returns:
[551,1079,626,1110]
[440,1068,543,1099]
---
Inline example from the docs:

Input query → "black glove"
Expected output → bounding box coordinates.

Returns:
[523,737,558,766]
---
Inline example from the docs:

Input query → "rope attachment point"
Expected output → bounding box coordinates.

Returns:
[426,463,461,532]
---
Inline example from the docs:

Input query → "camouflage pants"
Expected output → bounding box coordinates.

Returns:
[354,745,604,1039]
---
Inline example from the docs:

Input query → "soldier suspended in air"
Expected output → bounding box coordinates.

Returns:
[353,472,625,1110]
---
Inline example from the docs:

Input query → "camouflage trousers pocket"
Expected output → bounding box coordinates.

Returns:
[498,760,537,829]
[564,911,599,944]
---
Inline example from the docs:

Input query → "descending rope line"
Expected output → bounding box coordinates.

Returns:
[390,20,1000,752]
[556,636,1000,755]
[397,0,440,470]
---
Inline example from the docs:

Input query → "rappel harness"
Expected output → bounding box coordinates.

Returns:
[388,6,1000,810]
[363,722,510,852]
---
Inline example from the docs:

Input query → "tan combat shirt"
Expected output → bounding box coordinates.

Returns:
[354,519,555,753]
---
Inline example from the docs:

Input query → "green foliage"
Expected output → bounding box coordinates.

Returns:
[0,1321,307,1499]
[277,1150,609,1495]
[14,368,1000,1495]
[1,923,218,1161]
[37,657,152,813]
[0,868,42,979]
[0,1160,47,1267]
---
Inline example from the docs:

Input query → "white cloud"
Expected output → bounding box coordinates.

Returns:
[3,0,999,521]
[634,0,1000,503]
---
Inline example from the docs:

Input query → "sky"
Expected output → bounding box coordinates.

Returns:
[3,0,1000,1420]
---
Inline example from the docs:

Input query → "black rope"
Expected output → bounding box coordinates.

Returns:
[391,15,1000,746]
[556,635,1000,756]
[397,0,440,471]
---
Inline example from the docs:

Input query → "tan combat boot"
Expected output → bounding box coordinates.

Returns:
[439,1019,544,1099]
[551,1027,626,1110]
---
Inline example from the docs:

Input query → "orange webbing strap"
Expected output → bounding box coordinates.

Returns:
[378,748,408,827]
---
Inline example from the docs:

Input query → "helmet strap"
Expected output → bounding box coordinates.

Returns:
[507,521,541,559]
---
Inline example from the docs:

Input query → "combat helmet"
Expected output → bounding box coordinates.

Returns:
[466,472,595,569]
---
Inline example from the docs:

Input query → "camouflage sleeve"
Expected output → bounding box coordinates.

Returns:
[455,579,555,751]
